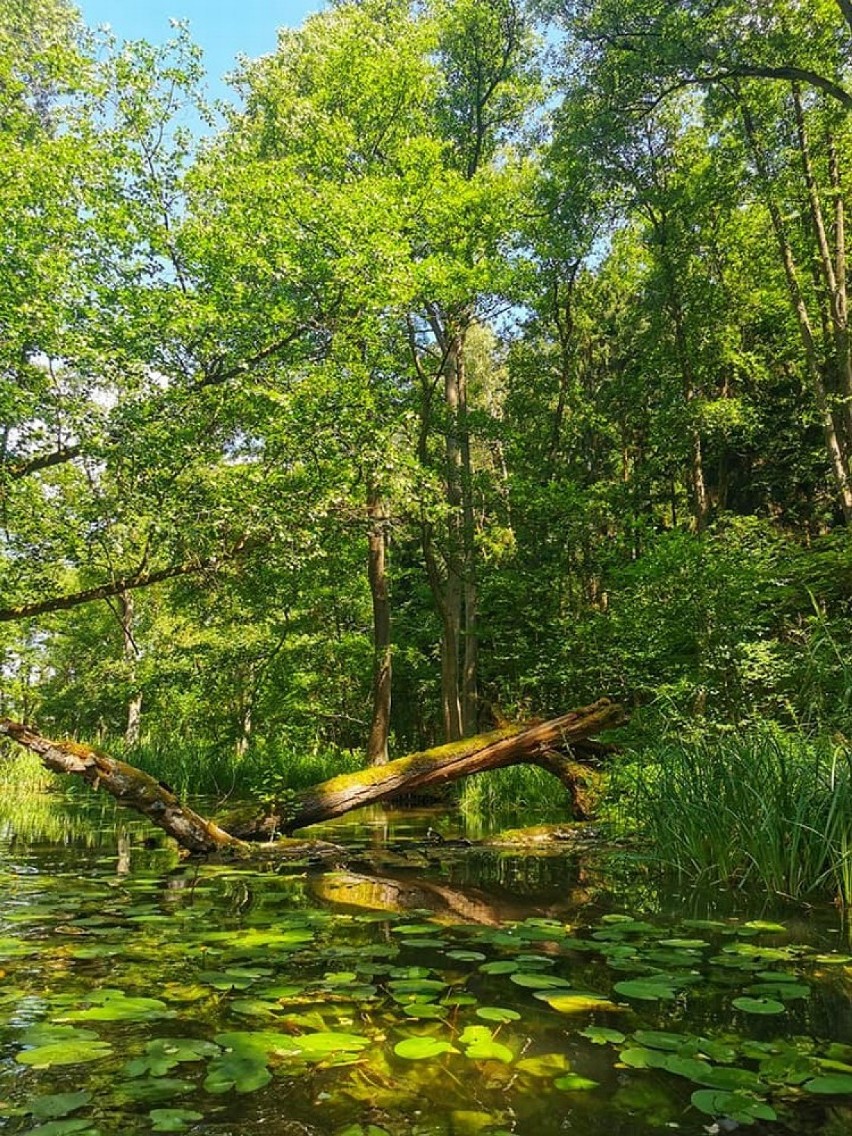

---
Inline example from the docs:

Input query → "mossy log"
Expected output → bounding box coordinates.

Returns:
[0,718,244,854]
[1,698,622,855]
[225,698,624,838]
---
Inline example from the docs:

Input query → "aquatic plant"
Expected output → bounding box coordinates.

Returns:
[613,727,852,904]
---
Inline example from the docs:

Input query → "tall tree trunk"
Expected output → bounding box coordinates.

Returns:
[457,343,479,736]
[119,591,143,747]
[650,213,709,532]
[366,482,392,765]
[792,86,852,445]
[740,98,852,522]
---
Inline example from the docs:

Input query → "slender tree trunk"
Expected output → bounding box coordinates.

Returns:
[366,482,392,765]
[792,87,852,445]
[457,344,479,736]
[830,134,852,447]
[119,591,142,747]
[740,99,852,521]
[651,215,709,531]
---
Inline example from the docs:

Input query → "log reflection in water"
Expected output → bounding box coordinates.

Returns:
[310,867,598,925]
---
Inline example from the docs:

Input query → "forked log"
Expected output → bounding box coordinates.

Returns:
[225,698,624,838]
[0,699,623,853]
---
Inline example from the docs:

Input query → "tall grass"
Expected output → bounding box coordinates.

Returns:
[612,728,852,905]
[109,737,363,801]
[458,763,572,824]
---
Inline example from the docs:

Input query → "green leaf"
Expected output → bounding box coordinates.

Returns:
[554,1074,599,1091]
[393,1037,458,1060]
[732,997,785,1015]
[475,1007,520,1023]
[149,1109,205,1133]
[17,1040,113,1068]
[690,1090,777,1123]
[804,1075,852,1095]
[29,1093,92,1121]
[613,979,678,1001]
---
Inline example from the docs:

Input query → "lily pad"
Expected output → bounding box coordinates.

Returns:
[580,1026,625,1045]
[804,1074,852,1094]
[394,1037,458,1060]
[149,1109,205,1133]
[554,1073,599,1091]
[732,997,785,1015]
[690,1089,777,1124]
[613,979,678,1002]
[29,1093,92,1121]
[17,1040,113,1068]
[475,1007,520,1023]
[204,1053,272,1094]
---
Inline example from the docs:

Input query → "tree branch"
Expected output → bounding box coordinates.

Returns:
[0,537,261,624]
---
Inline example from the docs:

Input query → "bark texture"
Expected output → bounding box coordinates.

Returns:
[226,698,623,838]
[0,718,245,854]
[1,699,622,853]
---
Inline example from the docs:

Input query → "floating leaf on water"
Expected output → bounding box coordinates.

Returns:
[579,1026,625,1045]
[464,1038,513,1064]
[732,997,785,1015]
[28,1120,95,1136]
[804,1075,852,1095]
[539,992,619,1014]
[613,980,678,1002]
[554,1074,599,1091]
[516,1052,570,1077]
[478,961,518,975]
[117,1077,195,1103]
[742,921,786,933]
[125,1037,220,1076]
[475,1007,520,1023]
[149,1109,204,1133]
[391,924,437,936]
[618,1048,664,1070]
[445,950,486,962]
[204,1053,272,1095]
[405,1003,447,1019]
[690,1089,776,1124]
[632,1031,687,1052]
[656,939,709,950]
[393,1037,457,1060]
[29,1093,92,1121]
[509,973,571,990]
[290,1032,370,1058]
[745,982,810,1001]
[17,1040,113,1068]
[63,992,171,1022]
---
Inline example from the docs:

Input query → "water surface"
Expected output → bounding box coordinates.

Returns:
[0,795,850,1135]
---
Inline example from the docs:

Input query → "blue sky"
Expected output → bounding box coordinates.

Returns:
[79,1,323,99]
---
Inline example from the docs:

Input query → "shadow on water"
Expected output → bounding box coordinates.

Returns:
[0,786,850,1135]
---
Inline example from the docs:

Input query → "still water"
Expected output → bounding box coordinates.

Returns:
[0,795,851,1135]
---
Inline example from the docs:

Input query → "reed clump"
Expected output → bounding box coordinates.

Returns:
[612,727,852,905]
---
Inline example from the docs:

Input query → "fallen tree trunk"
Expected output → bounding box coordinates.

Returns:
[1,698,623,853]
[225,698,624,838]
[0,718,245,854]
